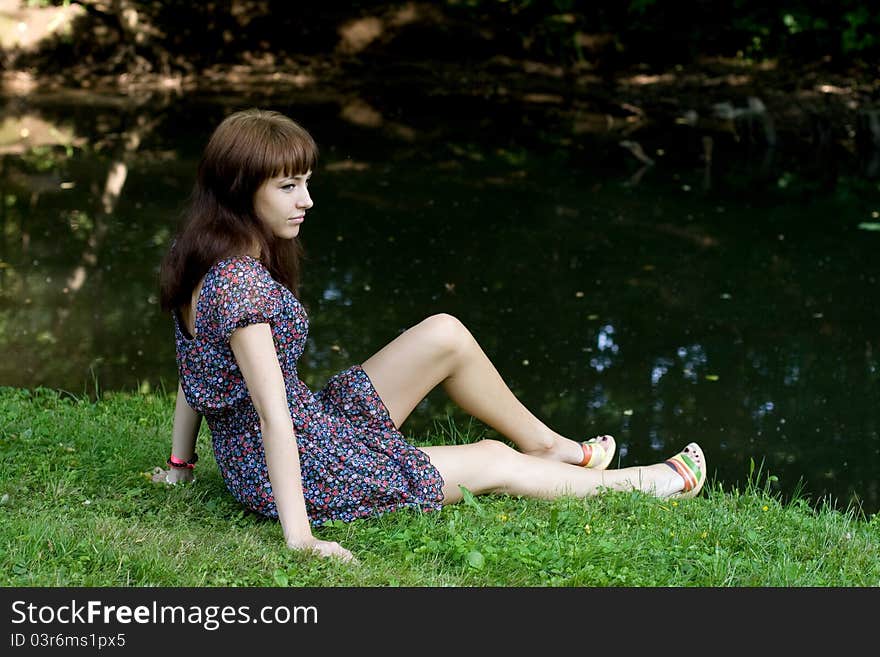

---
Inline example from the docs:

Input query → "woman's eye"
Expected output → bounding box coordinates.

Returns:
[281,184,295,191]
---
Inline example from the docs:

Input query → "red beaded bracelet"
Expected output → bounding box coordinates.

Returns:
[167,453,198,469]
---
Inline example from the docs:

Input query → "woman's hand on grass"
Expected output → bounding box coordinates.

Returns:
[151,466,194,485]
[287,537,355,563]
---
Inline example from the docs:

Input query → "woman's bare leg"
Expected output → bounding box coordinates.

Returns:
[420,440,691,503]
[362,313,591,465]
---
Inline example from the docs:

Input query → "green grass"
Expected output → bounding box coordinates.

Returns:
[1,386,878,587]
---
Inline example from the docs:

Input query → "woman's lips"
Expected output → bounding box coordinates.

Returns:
[288,216,304,224]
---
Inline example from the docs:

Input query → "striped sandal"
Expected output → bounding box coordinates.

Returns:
[578,434,616,470]
[664,442,707,499]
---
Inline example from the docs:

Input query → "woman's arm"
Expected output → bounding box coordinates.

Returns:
[230,323,354,562]
[152,382,201,485]
[171,381,201,460]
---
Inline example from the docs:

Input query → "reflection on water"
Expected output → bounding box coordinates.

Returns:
[1,97,878,515]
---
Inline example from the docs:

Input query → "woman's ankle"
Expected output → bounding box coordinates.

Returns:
[642,463,686,497]
[522,434,579,463]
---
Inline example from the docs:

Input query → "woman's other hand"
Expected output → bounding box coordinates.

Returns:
[151,466,195,485]
[287,537,356,563]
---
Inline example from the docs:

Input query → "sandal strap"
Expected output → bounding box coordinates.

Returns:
[579,442,596,467]
[579,439,611,468]
[665,453,702,492]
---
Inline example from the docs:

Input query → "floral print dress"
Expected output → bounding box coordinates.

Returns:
[172,255,445,524]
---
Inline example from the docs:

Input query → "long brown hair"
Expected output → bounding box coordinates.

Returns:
[158,108,318,315]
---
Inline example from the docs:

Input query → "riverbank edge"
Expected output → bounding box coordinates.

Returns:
[3,52,879,161]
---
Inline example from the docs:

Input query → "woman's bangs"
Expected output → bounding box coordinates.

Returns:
[265,129,317,179]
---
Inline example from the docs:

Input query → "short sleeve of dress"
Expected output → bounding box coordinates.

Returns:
[204,256,284,344]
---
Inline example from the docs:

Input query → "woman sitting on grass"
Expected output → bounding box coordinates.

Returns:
[153,108,707,563]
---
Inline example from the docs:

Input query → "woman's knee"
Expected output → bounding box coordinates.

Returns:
[474,439,518,467]
[429,440,518,499]
[416,313,472,359]
[471,439,520,492]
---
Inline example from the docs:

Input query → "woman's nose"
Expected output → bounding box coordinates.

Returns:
[297,189,313,209]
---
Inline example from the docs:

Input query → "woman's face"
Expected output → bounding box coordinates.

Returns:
[253,171,313,239]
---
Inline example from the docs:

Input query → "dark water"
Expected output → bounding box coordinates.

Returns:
[1,93,878,513]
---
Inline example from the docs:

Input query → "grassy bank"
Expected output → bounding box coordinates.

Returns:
[1,386,877,587]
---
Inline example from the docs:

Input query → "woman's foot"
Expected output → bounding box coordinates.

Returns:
[578,434,616,470]
[662,442,706,499]
[525,433,616,469]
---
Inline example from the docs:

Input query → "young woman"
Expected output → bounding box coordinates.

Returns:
[154,108,706,563]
